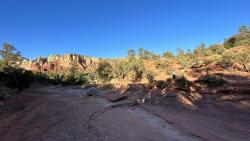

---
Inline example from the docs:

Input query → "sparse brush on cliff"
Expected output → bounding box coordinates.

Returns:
[145,71,155,84]
[224,26,250,48]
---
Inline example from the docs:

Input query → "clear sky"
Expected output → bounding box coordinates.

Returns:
[0,0,250,59]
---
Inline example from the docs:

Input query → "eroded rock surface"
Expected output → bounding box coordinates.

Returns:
[21,54,99,73]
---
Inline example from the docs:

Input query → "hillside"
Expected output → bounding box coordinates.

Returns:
[1,26,250,141]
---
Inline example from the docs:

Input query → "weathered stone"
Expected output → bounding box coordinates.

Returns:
[20,54,99,73]
[107,95,128,102]
[86,87,97,96]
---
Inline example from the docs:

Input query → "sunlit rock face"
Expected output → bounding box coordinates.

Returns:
[21,54,99,73]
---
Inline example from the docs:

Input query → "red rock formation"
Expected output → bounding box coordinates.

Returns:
[21,54,99,73]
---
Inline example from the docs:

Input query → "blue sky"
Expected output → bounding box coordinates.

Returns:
[0,0,250,59]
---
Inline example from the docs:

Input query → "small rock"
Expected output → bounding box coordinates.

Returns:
[107,95,128,102]
[86,87,97,96]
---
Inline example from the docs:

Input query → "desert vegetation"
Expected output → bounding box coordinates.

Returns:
[0,25,250,102]
[1,26,250,92]
[1,24,250,141]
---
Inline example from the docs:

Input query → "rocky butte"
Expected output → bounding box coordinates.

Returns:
[21,54,99,73]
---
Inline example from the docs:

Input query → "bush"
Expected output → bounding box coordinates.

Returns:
[113,60,129,80]
[130,61,144,82]
[221,48,250,71]
[207,44,226,55]
[163,51,174,58]
[221,50,235,67]
[193,43,207,57]
[145,71,155,84]
[177,53,194,69]
[224,25,250,48]
[74,73,88,85]
[154,60,167,70]
[203,54,222,65]
[0,67,34,90]
[96,60,113,82]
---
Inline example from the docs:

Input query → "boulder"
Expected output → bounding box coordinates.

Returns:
[86,87,97,96]
[107,94,128,102]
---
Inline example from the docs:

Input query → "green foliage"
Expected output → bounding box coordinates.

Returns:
[154,60,167,70]
[207,44,226,55]
[0,67,34,90]
[96,60,113,82]
[224,25,250,48]
[203,54,222,65]
[69,61,79,75]
[138,48,159,60]
[194,43,206,57]
[127,49,136,61]
[221,50,235,66]
[74,73,88,85]
[163,51,174,58]
[0,43,34,91]
[129,59,145,82]
[113,60,129,80]
[234,48,250,64]
[177,51,194,69]
[220,48,250,71]
[0,43,22,68]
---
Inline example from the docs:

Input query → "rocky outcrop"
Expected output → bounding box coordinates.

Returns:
[21,54,99,73]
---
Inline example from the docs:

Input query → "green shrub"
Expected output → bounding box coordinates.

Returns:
[221,50,235,66]
[130,61,144,82]
[207,44,226,55]
[0,67,34,90]
[61,72,75,85]
[203,54,222,65]
[163,51,174,58]
[74,73,88,85]
[224,25,250,48]
[177,53,194,69]
[113,60,129,80]
[96,60,113,82]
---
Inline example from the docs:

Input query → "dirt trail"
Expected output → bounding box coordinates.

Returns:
[0,85,249,141]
